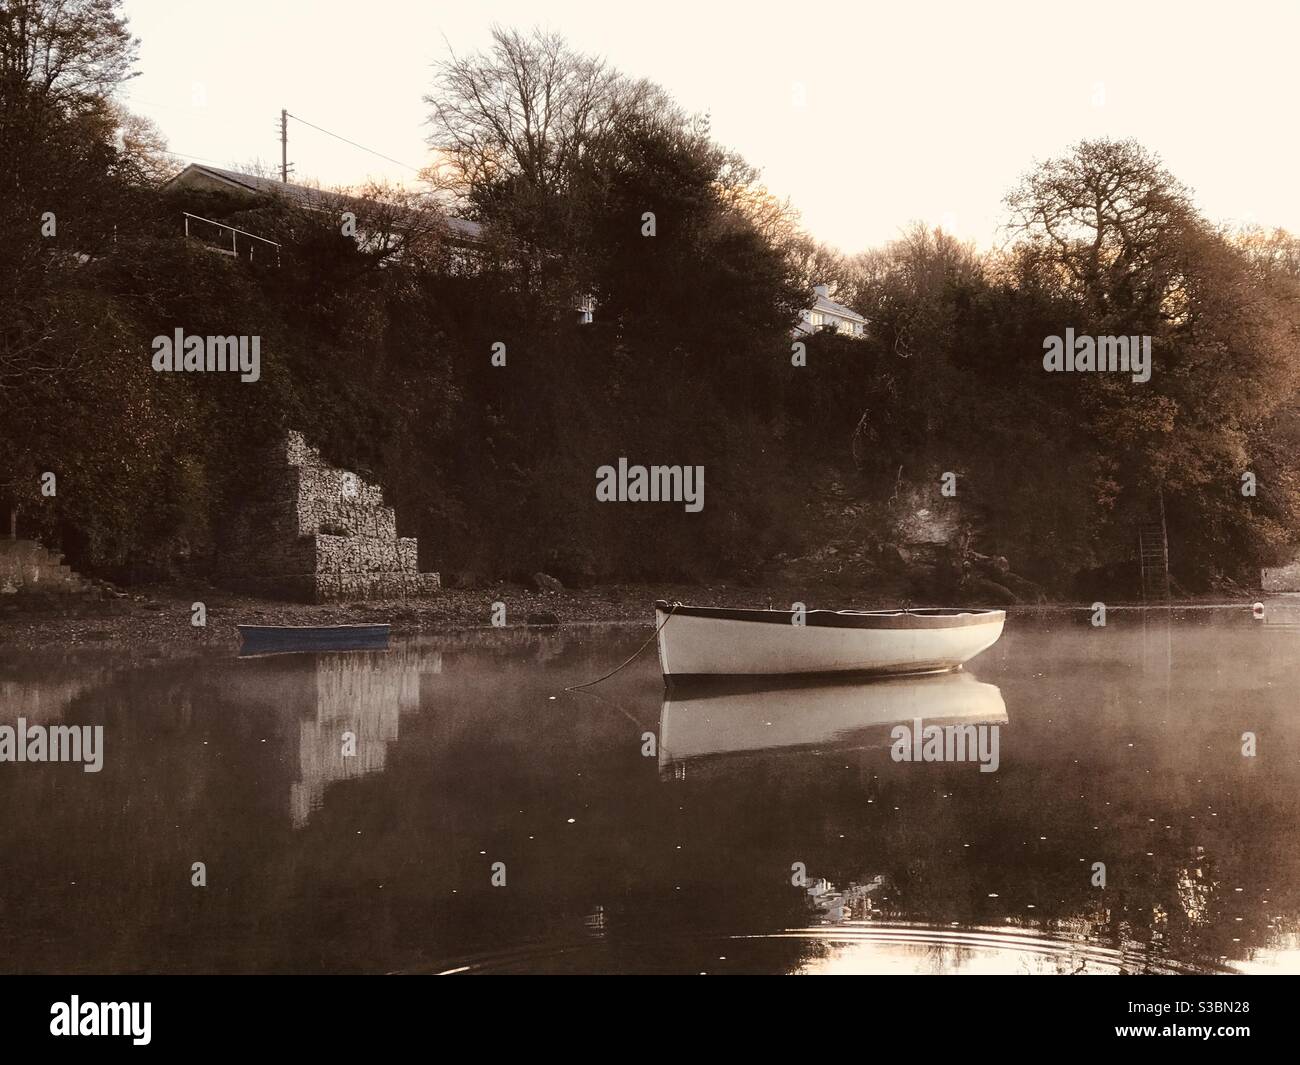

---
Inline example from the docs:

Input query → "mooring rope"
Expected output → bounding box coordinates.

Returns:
[563,602,678,692]
[565,685,655,730]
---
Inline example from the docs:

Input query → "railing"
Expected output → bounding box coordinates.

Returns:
[182,212,282,266]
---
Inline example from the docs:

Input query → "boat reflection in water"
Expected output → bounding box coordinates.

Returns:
[658,668,1006,768]
[236,623,391,658]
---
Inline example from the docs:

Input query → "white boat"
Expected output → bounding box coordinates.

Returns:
[659,671,1007,765]
[653,600,1005,678]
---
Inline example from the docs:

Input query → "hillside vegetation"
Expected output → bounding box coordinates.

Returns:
[4,10,1300,598]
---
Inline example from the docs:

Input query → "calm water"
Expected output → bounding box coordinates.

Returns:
[1,605,1298,974]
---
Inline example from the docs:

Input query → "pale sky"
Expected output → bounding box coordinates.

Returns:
[116,0,1300,252]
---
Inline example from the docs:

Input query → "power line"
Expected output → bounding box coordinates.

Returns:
[285,112,421,173]
[165,149,233,166]
[113,89,222,116]
[114,90,422,179]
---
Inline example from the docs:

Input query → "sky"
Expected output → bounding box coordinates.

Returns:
[115,0,1300,253]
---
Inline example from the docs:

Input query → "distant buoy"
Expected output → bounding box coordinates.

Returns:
[1252,601,1265,620]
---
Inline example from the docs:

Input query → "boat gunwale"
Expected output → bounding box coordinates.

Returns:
[653,601,1005,630]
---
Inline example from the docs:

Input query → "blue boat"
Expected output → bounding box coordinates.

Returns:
[236,623,390,656]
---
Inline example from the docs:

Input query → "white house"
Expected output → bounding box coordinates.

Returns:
[797,284,868,338]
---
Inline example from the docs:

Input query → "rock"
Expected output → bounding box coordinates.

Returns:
[1000,571,1046,602]
[526,611,560,626]
[878,543,910,568]
[970,550,1010,576]
[532,572,564,593]
[962,575,1019,605]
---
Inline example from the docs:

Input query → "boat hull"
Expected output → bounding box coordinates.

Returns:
[654,602,1004,678]
[236,623,390,656]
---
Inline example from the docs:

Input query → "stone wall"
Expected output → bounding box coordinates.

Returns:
[0,539,96,596]
[220,430,439,602]
[1261,559,1300,592]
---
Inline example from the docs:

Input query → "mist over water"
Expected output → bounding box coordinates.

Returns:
[0,606,1296,974]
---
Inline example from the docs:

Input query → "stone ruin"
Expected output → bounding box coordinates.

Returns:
[1261,557,1300,592]
[0,539,97,597]
[220,430,440,602]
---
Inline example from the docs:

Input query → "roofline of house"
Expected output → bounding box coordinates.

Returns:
[811,298,868,324]
[163,163,483,242]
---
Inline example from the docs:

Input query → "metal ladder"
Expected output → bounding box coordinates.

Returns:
[1138,493,1172,602]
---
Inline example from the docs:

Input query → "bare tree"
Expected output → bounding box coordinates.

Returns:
[110,103,176,184]
[424,26,625,206]
[0,0,137,108]
[840,223,983,354]
[1004,138,1197,320]
[1231,224,1300,287]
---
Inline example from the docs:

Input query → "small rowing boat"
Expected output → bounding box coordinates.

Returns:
[653,601,1004,678]
[236,623,390,656]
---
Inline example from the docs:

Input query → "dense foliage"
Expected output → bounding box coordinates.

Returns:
[3,12,1300,594]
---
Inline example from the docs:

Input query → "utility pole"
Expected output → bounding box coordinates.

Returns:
[280,108,289,183]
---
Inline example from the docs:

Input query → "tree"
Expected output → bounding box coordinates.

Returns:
[1003,139,1300,585]
[111,102,175,184]
[425,27,623,203]
[421,28,809,580]
[0,0,142,541]
[0,0,136,104]
[0,0,141,304]
[1004,138,1196,324]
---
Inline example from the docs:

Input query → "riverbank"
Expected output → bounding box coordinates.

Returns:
[0,581,900,652]
[0,581,1268,652]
